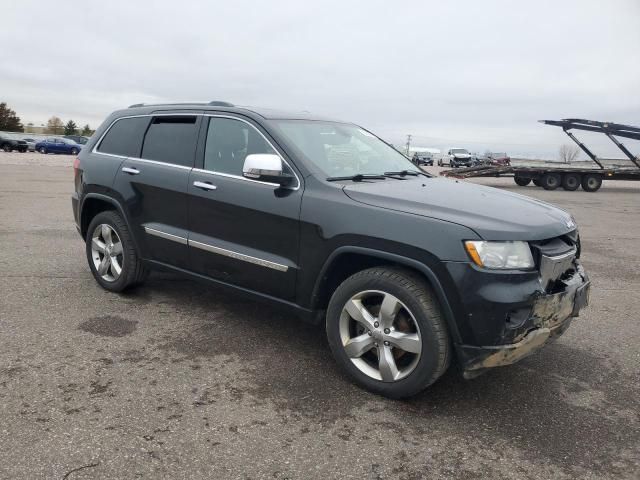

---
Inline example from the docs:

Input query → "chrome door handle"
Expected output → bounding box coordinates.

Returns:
[194,181,217,191]
[122,167,140,175]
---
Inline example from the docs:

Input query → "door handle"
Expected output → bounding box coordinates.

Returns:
[122,167,140,175]
[194,181,217,191]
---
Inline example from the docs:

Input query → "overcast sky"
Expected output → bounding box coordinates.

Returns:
[3,0,639,158]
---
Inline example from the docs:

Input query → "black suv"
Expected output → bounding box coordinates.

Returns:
[72,102,590,398]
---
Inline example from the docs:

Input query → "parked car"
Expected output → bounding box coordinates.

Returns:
[73,102,590,398]
[64,135,90,145]
[412,152,434,166]
[0,134,28,152]
[438,148,473,167]
[487,152,511,166]
[36,137,82,155]
[471,153,490,166]
[22,137,37,152]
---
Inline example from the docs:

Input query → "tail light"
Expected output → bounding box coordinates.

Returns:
[73,157,81,183]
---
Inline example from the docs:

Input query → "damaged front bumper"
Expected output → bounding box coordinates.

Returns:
[455,263,590,378]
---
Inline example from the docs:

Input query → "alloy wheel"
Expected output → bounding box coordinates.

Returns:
[90,224,124,282]
[339,290,422,382]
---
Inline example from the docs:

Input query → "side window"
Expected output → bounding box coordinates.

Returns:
[141,116,198,167]
[98,117,150,157]
[203,117,275,175]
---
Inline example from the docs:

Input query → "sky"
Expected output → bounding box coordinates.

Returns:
[2,0,640,159]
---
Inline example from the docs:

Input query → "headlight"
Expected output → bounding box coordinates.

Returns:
[464,241,534,270]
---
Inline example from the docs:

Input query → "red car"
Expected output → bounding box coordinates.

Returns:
[488,152,511,166]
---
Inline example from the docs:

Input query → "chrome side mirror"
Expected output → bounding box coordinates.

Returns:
[242,154,295,187]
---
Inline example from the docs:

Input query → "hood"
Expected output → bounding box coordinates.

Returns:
[452,153,471,158]
[342,176,575,241]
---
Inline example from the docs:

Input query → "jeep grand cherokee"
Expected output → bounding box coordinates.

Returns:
[72,101,590,398]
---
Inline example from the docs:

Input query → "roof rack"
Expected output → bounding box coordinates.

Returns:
[128,100,235,109]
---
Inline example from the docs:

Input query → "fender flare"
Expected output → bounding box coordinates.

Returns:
[312,246,462,344]
[80,193,141,255]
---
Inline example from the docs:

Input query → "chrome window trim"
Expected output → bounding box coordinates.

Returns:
[92,112,301,190]
[129,157,193,171]
[201,114,301,191]
[143,226,188,245]
[190,240,289,272]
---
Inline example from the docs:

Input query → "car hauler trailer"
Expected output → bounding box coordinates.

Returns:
[440,119,640,192]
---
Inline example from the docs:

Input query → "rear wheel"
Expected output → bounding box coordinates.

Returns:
[86,211,148,292]
[2,144,12,152]
[70,147,79,155]
[326,267,450,399]
[581,173,602,192]
[562,173,581,191]
[541,172,561,190]
[39,147,47,154]
[514,176,531,186]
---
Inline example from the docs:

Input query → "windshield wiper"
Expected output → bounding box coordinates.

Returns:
[326,174,387,182]
[383,170,419,177]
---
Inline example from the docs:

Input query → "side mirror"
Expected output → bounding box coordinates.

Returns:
[242,154,295,187]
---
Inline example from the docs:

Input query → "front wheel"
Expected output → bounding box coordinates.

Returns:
[70,147,79,155]
[2,144,12,152]
[39,147,47,154]
[86,211,148,292]
[326,267,451,399]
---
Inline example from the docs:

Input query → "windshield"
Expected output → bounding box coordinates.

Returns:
[274,120,420,178]
[451,148,469,154]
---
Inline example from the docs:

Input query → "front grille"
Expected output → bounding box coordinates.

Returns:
[531,233,578,291]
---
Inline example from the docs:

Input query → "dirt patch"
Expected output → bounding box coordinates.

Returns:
[79,316,138,337]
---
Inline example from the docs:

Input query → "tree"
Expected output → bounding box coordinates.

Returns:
[0,102,24,132]
[46,116,64,135]
[81,124,93,136]
[64,120,78,136]
[558,144,580,163]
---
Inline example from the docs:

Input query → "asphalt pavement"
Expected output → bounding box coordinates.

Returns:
[0,153,638,479]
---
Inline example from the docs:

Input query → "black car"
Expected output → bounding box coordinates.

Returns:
[72,102,590,398]
[0,134,28,152]
[411,152,434,166]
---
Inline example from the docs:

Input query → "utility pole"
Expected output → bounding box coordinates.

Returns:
[405,134,412,156]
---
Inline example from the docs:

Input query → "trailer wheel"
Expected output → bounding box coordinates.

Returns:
[514,176,531,187]
[532,178,542,187]
[541,173,561,190]
[562,173,581,191]
[581,173,602,192]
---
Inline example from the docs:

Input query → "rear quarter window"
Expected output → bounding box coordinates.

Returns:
[97,117,150,157]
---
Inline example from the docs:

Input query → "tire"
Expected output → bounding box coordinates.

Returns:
[326,267,451,399]
[85,211,148,292]
[532,178,542,187]
[541,172,561,190]
[39,147,47,154]
[2,144,12,152]
[581,173,602,192]
[562,173,581,191]
[70,148,79,155]
[514,176,531,186]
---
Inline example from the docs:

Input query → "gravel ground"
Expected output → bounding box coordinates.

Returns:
[1,152,639,479]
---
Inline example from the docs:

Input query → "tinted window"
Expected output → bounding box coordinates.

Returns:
[203,117,275,175]
[141,116,198,167]
[98,117,149,157]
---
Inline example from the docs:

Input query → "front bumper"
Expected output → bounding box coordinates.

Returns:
[445,261,590,377]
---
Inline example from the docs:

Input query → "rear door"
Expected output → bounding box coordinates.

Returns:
[112,114,201,268]
[187,115,303,300]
